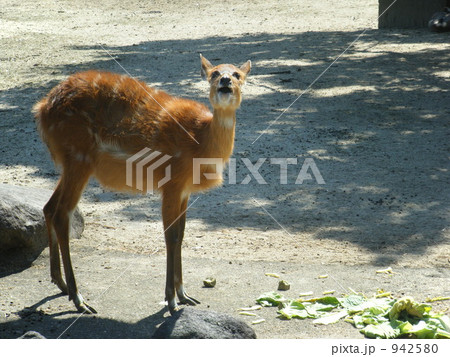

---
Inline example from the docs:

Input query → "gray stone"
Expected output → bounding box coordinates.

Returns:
[152,307,257,339]
[17,331,46,339]
[0,184,84,252]
[429,8,450,32]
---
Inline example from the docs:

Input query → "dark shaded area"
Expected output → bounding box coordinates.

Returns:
[1,29,448,270]
[0,294,166,338]
[0,248,44,278]
[378,0,450,28]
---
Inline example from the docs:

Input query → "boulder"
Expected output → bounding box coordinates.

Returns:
[152,307,257,339]
[0,184,84,252]
[17,331,46,339]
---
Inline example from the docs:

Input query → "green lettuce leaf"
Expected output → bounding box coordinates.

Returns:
[388,297,432,320]
[314,310,348,325]
[256,290,450,339]
[256,292,287,307]
[360,320,403,339]
[278,296,342,320]
[405,316,450,339]
[339,294,366,310]
[278,301,310,319]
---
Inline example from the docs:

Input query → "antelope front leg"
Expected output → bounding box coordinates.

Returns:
[162,190,184,314]
[164,223,179,313]
[174,198,200,306]
[174,244,200,307]
[162,192,199,314]
[164,219,199,314]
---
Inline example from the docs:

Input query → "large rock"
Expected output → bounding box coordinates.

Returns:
[152,308,257,339]
[0,184,84,252]
[17,331,46,339]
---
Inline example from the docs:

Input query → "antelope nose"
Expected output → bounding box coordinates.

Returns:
[220,76,231,87]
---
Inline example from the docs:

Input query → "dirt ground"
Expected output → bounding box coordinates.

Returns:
[0,0,449,339]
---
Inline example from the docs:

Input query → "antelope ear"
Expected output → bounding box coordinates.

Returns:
[240,60,251,77]
[200,54,213,80]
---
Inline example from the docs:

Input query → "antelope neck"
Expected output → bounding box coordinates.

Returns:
[212,108,236,129]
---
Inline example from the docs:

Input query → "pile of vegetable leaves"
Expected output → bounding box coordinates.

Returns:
[256,291,450,339]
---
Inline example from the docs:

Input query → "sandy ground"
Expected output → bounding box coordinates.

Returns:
[0,0,449,339]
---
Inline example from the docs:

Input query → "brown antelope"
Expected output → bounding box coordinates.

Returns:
[33,55,251,314]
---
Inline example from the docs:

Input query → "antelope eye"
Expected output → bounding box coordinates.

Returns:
[232,72,241,80]
[211,71,220,80]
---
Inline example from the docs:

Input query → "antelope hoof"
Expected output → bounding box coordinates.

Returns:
[179,294,201,306]
[76,301,97,314]
[73,293,97,314]
[168,299,182,315]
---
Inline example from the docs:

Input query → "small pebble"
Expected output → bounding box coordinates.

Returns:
[203,277,216,288]
[278,280,291,291]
